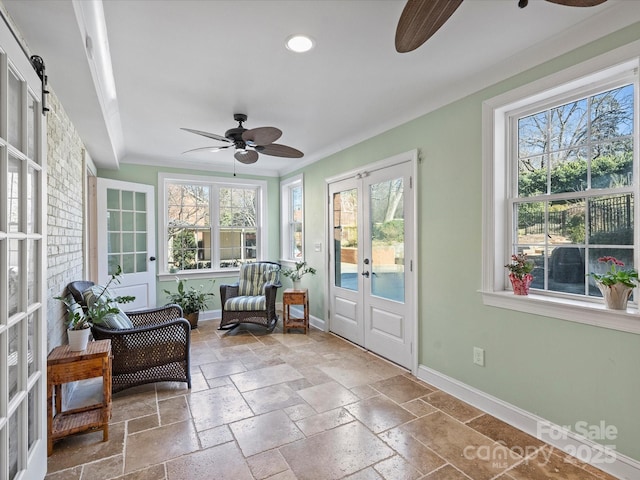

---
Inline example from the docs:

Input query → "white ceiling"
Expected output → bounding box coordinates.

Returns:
[3,0,640,177]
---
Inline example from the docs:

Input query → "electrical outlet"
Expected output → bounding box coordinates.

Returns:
[473,347,485,366]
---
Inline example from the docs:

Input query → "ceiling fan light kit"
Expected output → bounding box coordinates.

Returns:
[182,113,303,165]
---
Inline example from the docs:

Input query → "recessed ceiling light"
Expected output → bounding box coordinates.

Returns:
[286,34,315,53]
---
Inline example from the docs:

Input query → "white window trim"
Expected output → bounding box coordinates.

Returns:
[158,172,267,281]
[482,41,640,335]
[280,173,303,265]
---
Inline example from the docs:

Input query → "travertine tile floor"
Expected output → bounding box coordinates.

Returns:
[46,319,618,480]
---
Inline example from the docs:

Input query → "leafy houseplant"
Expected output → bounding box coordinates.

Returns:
[164,278,215,329]
[588,256,638,310]
[282,261,316,288]
[505,253,535,295]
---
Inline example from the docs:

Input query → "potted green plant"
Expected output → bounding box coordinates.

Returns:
[505,253,534,295]
[282,261,316,290]
[56,266,134,351]
[164,278,215,329]
[588,256,638,310]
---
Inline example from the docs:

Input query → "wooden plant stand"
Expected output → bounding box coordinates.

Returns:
[283,288,309,334]
[47,339,112,455]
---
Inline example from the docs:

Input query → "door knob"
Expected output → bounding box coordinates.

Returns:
[361,271,370,278]
[149,256,156,261]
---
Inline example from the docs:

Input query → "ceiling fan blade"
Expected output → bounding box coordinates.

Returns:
[545,0,606,5]
[181,128,231,144]
[258,143,304,158]
[395,0,463,53]
[234,150,259,164]
[242,127,282,146]
[182,145,233,154]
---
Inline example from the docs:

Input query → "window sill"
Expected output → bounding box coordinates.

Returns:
[158,270,239,282]
[481,290,640,335]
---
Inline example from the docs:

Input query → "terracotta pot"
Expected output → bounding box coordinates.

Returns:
[596,281,633,310]
[68,328,91,351]
[509,273,533,295]
[185,311,199,329]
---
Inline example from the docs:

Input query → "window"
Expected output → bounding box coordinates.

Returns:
[482,47,640,334]
[159,173,266,274]
[281,174,304,262]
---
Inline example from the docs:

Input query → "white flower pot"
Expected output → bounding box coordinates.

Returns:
[293,280,302,290]
[68,328,91,351]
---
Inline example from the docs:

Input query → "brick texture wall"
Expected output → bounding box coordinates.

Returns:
[45,89,86,351]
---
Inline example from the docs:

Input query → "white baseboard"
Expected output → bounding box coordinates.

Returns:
[417,365,640,480]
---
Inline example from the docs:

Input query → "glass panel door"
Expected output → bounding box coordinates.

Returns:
[333,188,359,291]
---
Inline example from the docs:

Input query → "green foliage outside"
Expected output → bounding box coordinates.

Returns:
[172,230,197,269]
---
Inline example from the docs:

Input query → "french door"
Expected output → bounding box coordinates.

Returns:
[328,156,416,370]
[1,21,47,480]
[96,179,156,309]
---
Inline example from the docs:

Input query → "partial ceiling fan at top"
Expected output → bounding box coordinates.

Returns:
[182,113,303,164]
[394,0,608,54]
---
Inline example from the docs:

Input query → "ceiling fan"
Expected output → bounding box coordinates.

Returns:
[395,0,608,53]
[182,113,303,164]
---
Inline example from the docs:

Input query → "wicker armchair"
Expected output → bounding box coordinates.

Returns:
[219,262,281,332]
[67,281,191,393]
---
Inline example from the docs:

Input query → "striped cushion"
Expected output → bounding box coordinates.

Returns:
[238,263,279,296]
[84,285,134,330]
[225,295,266,312]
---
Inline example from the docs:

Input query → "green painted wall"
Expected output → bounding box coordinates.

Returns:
[99,22,640,461]
[97,164,281,310]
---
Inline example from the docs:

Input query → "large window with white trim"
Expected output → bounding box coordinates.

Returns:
[482,49,640,332]
[280,174,304,262]
[159,174,266,274]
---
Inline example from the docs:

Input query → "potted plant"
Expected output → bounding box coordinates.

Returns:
[588,256,638,310]
[282,261,316,290]
[56,266,134,351]
[505,253,534,295]
[164,278,215,329]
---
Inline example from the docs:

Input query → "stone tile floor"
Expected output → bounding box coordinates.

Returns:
[46,319,618,480]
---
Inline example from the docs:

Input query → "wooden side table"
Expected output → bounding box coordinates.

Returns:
[283,288,309,334]
[47,339,112,456]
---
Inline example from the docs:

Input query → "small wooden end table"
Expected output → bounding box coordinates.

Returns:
[47,339,112,455]
[283,288,309,334]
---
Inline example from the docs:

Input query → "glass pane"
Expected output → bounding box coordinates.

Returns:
[9,323,20,401]
[219,228,255,266]
[27,239,37,306]
[333,189,358,291]
[8,155,21,233]
[587,247,634,298]
[518,155,546,197]
[548,245,585,294]
[549,98,588,152]
[122,233,134,252]
[136,253,147,273]
[135,191,146,211]
[28,314,35,377]
[588,194,633,245]
[109,233,121,253]
[219,188,256,227]
[107,188,120,209]
[108,211,120,231]
[27,166,38,234]
[136,233,146,251]
[548,199,585,245]
[122,190,134,210]
[591,139,633,189]
[135,212,146,231]
[516,201,545,246]
[8,69,22,148]
[27,93,36,159]
[122,212,134,231]
[168,184,210,226]
[28,389,36,451]
[122,253,135,273]
[370,178,404,302]
[9,239,21,317]
[518,111,548,157]
[590,84,634,142]
[550,148,587,194]
[9,410,18,480]
[108,254,120,275]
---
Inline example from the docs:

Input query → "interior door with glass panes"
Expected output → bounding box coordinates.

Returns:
[97,178,156,309]
[1,21,48,480]
[329,159,415,369]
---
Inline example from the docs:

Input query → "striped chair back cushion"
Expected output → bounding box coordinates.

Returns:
[238,263,279,296]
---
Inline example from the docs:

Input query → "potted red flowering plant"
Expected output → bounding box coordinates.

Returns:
[505,253,534,295]
[588,256,637,310]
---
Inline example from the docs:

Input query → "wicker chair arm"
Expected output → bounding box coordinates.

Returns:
[220,283,239,305]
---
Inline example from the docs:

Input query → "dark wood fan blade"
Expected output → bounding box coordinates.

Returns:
[545,0,606,6]
[258,143,304,158]
[234,150,259,164]
[181,128,231,143]
[242,127,282,146]
[395,0,463,53]
[182,145,233,154]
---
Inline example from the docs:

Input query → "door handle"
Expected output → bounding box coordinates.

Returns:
[363,258,370,265]
[361,271,370,278]
[149,256,156,261]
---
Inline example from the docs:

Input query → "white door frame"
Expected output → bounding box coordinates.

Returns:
[325,150,419,375]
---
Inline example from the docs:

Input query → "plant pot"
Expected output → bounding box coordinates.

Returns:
[509,273,533,295]
[292,280,302,290]
[596,281,633,310]
[185,311,199,329]
[68,328,91,352]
